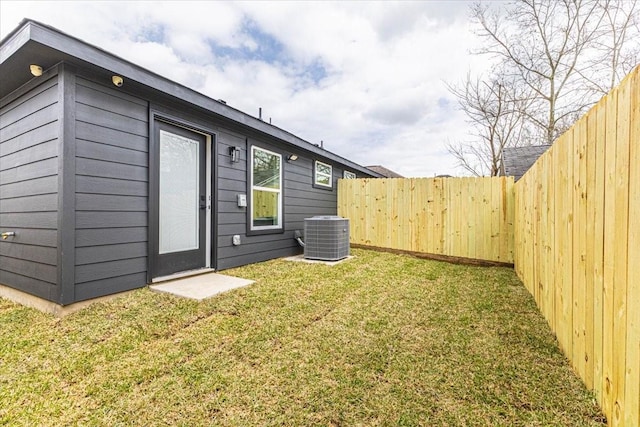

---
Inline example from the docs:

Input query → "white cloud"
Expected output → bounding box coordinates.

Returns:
[0,0,495,177]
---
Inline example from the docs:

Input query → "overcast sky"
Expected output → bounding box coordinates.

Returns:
[1,1,499,177]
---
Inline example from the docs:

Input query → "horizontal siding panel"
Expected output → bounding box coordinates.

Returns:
[217,178,246,193]
[0,269,56,300]
[218,223,246,236]
[0,193,57,213]
[76,211,147,228]
[75,121,148,152]
[74,272,147,301]
[218,200,247,214]
[217,247,300,270]
[0,228,57,247]
[218,234,294,250]
[0,242,57,265]
[76,175,147,196]
[0,104,58,142]
[76,242,147,265]
[75,140,148,167]
[0,212,57,229]
[0,122,58,157]
[0,175,57,198]
[76,227,147,247]
[0,256,57,283]
[76,77,148,106]
[76,83,148,121]
[76,104,147,138]
[76,194,147,211]
[217,212,246,225]
[75,257,147,284]
[218,167,246,181]
[76,157,147,181]
[286,194,336,207]
[218,189,244,203]
[0,157,58,185]
[0,82,57,128]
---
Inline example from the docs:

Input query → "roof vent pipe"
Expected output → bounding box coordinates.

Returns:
[259,107,262,120]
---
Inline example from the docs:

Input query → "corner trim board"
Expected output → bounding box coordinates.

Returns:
[57,63,77,305]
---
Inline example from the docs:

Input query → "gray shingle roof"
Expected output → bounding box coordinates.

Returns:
[365,165,405,178]
[501,145,551,181]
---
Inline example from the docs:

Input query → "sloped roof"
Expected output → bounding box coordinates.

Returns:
[366,165,404,178]
[501,145,551,182]
[0,19,382,178]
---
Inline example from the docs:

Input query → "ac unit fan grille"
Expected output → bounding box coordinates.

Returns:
[304,216,350,261]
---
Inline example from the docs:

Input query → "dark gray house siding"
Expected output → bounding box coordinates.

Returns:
[216,134,349,270]
[73,76,149,301]
[0,19,380,306]
[0,75,60,301]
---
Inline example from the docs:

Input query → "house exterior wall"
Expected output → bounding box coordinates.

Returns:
[0,75,60,301]
[72,76,150,301]
[214,120,354,269]
[1,62,372,305]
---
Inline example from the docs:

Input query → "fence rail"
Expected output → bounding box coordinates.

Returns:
[338,177,514,263]
[515,66,639,427]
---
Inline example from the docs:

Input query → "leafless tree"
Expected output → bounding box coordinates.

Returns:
[471,0,607,145]
[446,73,532,176]
[448,0,639,175]
[585,0,640,93]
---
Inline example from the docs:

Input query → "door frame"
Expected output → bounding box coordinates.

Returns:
[148,111,217,281]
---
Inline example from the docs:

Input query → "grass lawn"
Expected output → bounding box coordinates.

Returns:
[0,249,603,426]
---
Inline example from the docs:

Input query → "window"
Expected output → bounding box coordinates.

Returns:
[251,146,282,230]
[343,170,357,179]
[314,160,333,188]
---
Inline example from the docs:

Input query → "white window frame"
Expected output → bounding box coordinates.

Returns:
[314,160,333,188]
[250,146,283,231]
[343,170,357,179]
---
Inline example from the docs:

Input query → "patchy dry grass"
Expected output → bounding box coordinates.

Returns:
[0,249,603,426]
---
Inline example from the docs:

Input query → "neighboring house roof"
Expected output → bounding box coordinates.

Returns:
[501,145,551,182]
[366,165,404,178]
[0,19,381,178]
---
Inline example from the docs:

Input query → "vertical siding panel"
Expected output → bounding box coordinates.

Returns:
[584,113,595,391]
[611,69,631,427]
[623,67,640,427]
[58,66,76,305]
[572,117,587,382]
[592,99,607,405]
[602,87,618,421]
[435,178,445,255]
[490,178,500,261]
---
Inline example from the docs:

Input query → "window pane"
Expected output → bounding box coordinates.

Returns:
[159,130,199,254]
[316,174,331,186]
[344,171,356,179]
[253,148,280,189]
[253,189,279,227]
[316,162,331,175]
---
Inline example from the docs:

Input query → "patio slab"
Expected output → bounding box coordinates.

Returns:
[149,272,255,301]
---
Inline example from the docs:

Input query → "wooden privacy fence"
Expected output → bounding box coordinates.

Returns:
[337,177,514,263]
[515,66,639,426]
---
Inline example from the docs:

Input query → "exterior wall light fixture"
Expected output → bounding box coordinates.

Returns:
[30,64,43,77]
[287,154,298,162]
[229,146,241,163]
[112,75,124,87]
